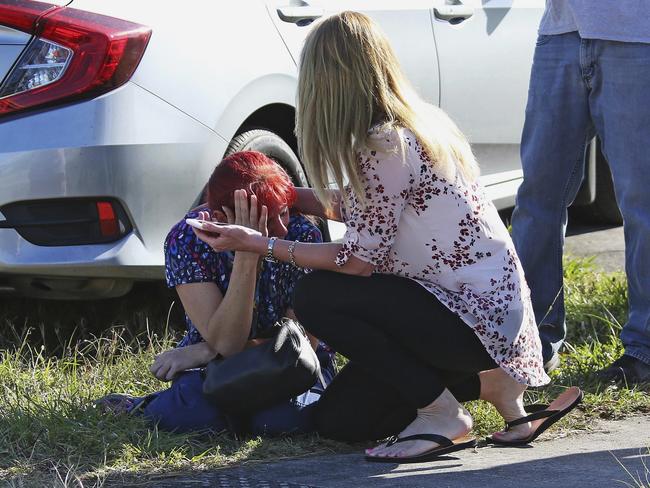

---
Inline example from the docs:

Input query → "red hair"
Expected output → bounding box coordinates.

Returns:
[206,151,297,217]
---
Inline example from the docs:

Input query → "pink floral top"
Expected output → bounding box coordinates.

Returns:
[336,126,549,386]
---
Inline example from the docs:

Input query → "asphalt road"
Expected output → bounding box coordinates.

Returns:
[498,206,625,273]
[143,416,650,488]
[565,221,625,272]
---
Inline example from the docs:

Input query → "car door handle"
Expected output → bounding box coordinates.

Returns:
[434,4,474,23]
[277,6,324,24]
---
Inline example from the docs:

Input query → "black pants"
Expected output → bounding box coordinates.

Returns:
[293,271,497,442]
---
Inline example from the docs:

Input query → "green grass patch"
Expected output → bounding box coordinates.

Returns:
[0,258,648,486]
[564,256,629,344]
[0,332,353,486]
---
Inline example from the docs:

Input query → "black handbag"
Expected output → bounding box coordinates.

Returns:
[202,319,323,415]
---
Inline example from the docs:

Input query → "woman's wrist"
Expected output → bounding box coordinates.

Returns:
[232,234,269,267]
[250,234,271,255]
[196,341,218,363]
[233,251,260,266]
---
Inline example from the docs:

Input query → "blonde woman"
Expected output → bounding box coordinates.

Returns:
[193,11,582,462]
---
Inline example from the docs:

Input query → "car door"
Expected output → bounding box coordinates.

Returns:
[430,0,544,207]
[267,0,442,240]
[266,0,441,105]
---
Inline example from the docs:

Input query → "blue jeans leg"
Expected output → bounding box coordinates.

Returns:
[511,32,595,362]
[136,367,332,435]
[249,387,323,436]
[138,370,229,433]
[589,39,650,365]
[249,365,333,436]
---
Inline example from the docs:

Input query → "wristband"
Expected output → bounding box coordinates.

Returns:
[265,236,278,263]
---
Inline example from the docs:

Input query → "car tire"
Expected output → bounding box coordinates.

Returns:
[225,129,309,187]
[572,148,623,226]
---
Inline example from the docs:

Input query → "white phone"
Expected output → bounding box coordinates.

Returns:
[185,218,216,232]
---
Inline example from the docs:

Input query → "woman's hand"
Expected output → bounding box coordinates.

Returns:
[150,342,217,381]
[194,223,264,253]
[197,189,268,234]
[224,190,269,236]
[294,187,343,221]
[193,189,268,255]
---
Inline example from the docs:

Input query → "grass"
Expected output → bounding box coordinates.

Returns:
[0,258,648,486]
[0,328,353,487]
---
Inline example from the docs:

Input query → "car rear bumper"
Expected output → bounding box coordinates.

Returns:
[0,231,159,298]
[0,82,228,298]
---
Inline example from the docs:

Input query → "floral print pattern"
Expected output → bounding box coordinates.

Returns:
[336,126,549,386]
[164,212,335,374]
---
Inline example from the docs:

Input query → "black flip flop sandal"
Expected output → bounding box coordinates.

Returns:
[365,433,477,463]
[487,386,584,446]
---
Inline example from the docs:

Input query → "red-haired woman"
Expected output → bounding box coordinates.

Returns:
[98,151,335,434]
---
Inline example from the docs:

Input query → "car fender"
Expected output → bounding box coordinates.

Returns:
[212,72,298,146]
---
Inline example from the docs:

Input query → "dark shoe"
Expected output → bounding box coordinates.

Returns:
[597,355,650,385]
[544,351,561,373]
[486,386,583,446]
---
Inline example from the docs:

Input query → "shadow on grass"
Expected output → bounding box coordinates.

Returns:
[0,283,186,356]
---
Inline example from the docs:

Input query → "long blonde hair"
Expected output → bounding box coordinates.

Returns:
[296,11,479,209]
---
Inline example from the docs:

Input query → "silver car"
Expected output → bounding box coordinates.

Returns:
[0,0,616,300]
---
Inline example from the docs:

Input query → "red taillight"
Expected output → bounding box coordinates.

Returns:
[0,0,59,33]
[96,201,119,237]
[0,1,151,117]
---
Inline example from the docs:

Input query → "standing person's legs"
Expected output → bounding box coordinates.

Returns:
[589,39,650,381]
[511,32,595,366]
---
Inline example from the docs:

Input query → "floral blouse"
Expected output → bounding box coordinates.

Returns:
[336,126,549,386]
[164,212,335,374]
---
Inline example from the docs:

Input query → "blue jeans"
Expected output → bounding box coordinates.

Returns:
[131,350,335,436]
[133,362,334,435]
[511,32,650,365]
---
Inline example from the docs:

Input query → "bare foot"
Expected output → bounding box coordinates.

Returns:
[365,389,473,460]
[480,369,583,443]
[479,367,532,442]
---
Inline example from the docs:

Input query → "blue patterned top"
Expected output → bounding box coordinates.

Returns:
[164,211,335,372]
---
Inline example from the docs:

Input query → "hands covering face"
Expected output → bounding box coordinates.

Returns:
[192,189,268,253]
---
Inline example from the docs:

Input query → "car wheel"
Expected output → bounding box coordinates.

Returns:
[225,129,308,187]
[572,148,623,226]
